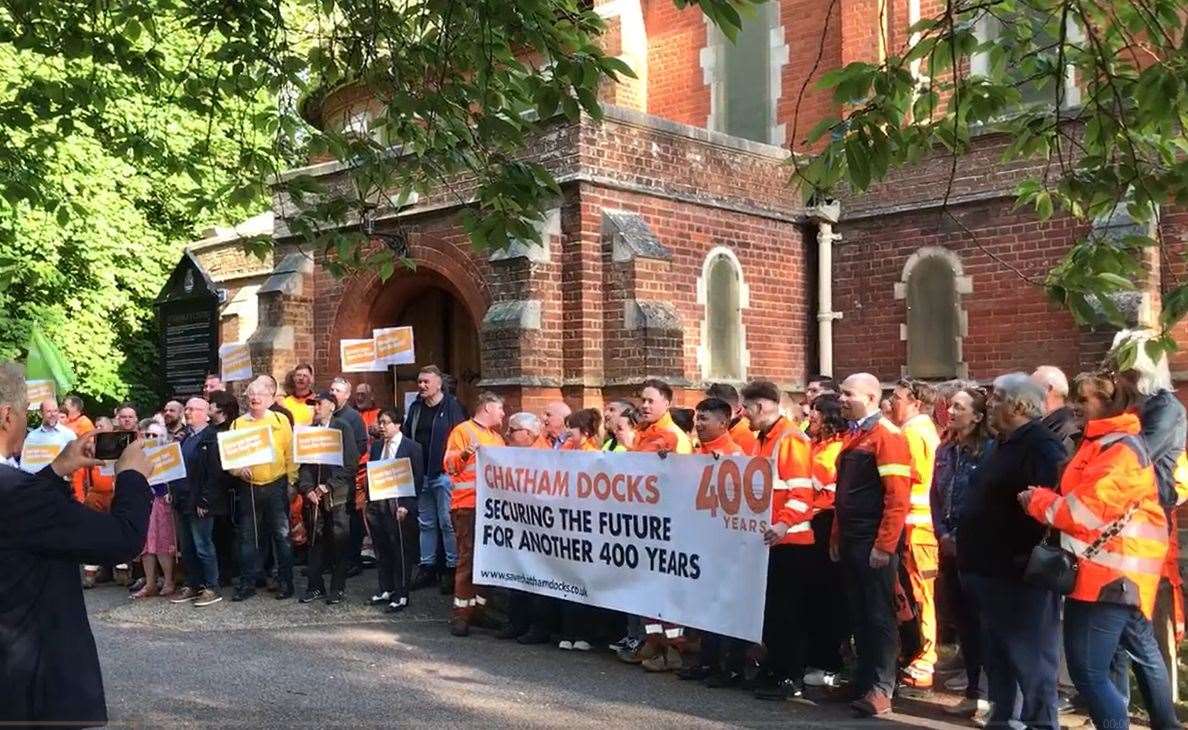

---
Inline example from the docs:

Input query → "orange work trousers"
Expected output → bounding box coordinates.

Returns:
[904,540,938,671]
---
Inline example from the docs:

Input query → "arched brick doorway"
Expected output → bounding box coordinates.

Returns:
[367,271,482,413]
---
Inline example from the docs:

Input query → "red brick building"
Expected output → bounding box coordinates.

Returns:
[185,0,1187,413]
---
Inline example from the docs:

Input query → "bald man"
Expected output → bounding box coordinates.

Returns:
[541,401,571,450]
[21,400,78,478]
[831,373,912,717]
[1031,365,1080,455]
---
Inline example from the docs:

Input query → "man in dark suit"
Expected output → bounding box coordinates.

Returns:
[0,364,152,726]
[366,408,425,612]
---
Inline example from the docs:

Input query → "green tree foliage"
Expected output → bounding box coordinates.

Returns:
[796,0,1188,361]
[0,2,281,409]
[1,0,758,407]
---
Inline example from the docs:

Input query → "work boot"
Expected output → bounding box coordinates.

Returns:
[231,586,256,602]
[754,677,805,701]
[677,664,714,681]
[851,690,892,717]
[409,567,436,591]
[517,626,552,645]
[705,670,743,689]
[169,587,201,604]
[641,646,683,673]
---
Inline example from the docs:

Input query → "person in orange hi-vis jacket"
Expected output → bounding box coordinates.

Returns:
[705,383,758,455]
[442,392,505,637]
[561,409,602,453]
[742,380,816,701]
[633,379,693,455]
[1019,371,1177,730]
[802,392,848,688]
[831,373,912,718]
[673,397,753,685]
[889,378,942,690]
[624,380,692,669]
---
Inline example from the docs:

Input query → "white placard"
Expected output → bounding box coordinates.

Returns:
[374,326,416,365]
[146,441,187,486]
[217,426,276,470]
[339,339,384,373]
[474,448,773,642]
[292,425,344,466]
[219,343,253,382]
[367,457,417,500]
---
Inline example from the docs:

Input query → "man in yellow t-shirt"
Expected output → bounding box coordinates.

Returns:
[281,364,316,427]
[228,378,298,601]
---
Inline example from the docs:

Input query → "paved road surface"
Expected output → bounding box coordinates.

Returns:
[86,579,1009,728]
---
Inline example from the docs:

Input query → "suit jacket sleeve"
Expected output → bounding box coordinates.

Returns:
[4,466,151,565]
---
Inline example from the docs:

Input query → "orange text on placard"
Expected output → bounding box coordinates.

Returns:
[296,430,341,457]
[376,329,413,359]
[223,428,270,459]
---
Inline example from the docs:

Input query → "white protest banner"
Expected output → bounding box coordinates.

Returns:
[403,391,418,418]
[374,326,415,365]
[293,426,343,466]
[219,343,253,382]
[26,380,55,410]
[20,441,64,473]
[474,448,772,642]
[340,339,383,373]
[217,426,275,470]
[145,441,187,486]
[367,457,417,500]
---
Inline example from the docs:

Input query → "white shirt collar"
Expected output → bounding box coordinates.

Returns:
[386,432,403,453]
[0,454,17,468]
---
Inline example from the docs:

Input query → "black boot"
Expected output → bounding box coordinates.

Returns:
[439,567,455,595]
[409,567,436,591]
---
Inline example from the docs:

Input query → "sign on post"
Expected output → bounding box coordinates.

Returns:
[292,426,344,466]
[474,448,773,642]
[340,339,383,373]
[217,427,275,470]
[25,380,55,410]
[367,457,417,500]
[219,343,253,382]
[374,326,416,365]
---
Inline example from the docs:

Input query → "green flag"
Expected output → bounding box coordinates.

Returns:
[25,324,75,396]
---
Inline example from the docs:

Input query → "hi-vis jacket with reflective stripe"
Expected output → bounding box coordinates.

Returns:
[444,419,506,510]
[811,437,843,512]
[1026,413,1169,619]
[752,417,814,546]
[903,414,940,547]
[635,411,694,455]
[832,414,913,555]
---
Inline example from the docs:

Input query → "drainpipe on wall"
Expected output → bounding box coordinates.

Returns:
[810,201,842,377]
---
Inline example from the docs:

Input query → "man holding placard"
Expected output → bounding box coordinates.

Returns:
[21,399,76,476]
[296,392,360,605]
[365,408,424,613]
[224,380,297,602]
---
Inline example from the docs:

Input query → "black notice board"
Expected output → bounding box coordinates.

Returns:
[155,251,220,399]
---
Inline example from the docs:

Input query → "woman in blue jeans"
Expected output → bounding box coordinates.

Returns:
[930,385,994,721]
[1019,371,1179,730]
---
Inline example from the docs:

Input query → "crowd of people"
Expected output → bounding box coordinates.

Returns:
[16,342,1188,729]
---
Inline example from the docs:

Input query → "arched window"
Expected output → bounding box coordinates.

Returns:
[703,3,787,144]
[896,247,970,379]
[699,247,748,381]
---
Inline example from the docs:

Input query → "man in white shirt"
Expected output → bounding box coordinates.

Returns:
[22,400,76,474]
